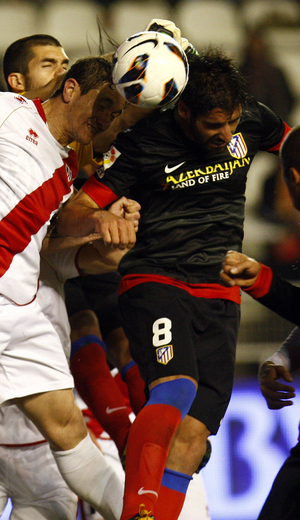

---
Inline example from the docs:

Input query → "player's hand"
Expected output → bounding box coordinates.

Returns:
[259,361,295,409]
[109,197,141,231]
[93,209,136,250]
[220,250,261,287]
[145,18,189,51]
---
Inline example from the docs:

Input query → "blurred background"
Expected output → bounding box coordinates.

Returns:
[1,0,300,518]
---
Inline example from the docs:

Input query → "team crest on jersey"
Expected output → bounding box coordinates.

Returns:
[14,95,27,104]
[156,345,173,365]
[227,133,247,159]
[103,146,121,170]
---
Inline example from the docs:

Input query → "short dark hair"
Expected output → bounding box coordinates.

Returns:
[52,56,112,97]
[3,34,63,90]
[180,47,250,116]
[280,126,300,180]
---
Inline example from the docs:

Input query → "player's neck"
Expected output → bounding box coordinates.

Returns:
[42,98,71,147]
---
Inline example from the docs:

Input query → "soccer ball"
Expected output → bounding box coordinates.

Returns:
[112,31,189,110]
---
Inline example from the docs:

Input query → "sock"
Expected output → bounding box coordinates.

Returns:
[153,468,192,520]
[121,360,146,415]
[70,335,131,456]
[120,379,197,520]
[52,434,123,520]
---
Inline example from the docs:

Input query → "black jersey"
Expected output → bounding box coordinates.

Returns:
[83,99,289,285]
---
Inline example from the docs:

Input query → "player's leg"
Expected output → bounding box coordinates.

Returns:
[78,273,147,416]
[6,443,78,520]
[118,283,200,520]
[15,389,123,520]
[177,472,211,520]
[65,276,133,457]
[0,299,123,520]
[257,441,300,520]
[0,457,9,517]
[154,297,240,520]
[105,326,146,416]
[69,309,132,457]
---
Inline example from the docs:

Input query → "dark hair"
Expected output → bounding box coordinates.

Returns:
[280,126,300,179]
[180,47,250,116]
[3,34,63,90]
[52,55,112,97]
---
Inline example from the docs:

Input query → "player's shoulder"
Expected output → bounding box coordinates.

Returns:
[0,92,35,121]
[241,97,281,126]
[0,91,32,106]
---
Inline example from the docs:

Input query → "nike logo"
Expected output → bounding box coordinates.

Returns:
[138,487,158,498]
[164,161,186,174]
[106,406,127,414]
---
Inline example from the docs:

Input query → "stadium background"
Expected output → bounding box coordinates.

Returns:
[1,1,300,518]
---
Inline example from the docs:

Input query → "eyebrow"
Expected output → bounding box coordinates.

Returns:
[40,57,69,65]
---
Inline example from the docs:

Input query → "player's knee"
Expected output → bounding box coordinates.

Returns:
[69,309,101,341]
[147,377,197,420]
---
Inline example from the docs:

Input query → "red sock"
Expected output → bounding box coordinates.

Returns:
[121,361,146,415]
[153,469,192,520]
[70,339,131,456]
[120,403,182,520]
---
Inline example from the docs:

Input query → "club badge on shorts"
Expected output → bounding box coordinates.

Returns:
[156,345,173,365]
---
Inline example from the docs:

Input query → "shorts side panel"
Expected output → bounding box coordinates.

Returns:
[0,297,73,404]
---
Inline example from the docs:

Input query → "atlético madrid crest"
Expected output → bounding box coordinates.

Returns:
[156,345,173,365]
[227,133,247,159]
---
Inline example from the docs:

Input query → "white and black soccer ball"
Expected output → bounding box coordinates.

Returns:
[112,31,189,110]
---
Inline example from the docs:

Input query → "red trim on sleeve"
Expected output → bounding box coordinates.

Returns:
[243,263,273,299]
[268,122,291,153]
[81,175,118,208]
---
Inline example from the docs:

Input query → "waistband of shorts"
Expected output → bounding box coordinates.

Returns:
[119,274,241,303]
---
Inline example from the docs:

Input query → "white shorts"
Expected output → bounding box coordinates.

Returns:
[0,442,78,520]
[0,295,74,404]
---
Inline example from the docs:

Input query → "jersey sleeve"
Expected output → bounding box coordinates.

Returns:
[255,101,291,153]
[244,264,300,326]
[82,131,142,208]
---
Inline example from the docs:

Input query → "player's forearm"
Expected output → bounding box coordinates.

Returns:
[77,241,127,275]
[278,327,300,373]
[56,204,104,237]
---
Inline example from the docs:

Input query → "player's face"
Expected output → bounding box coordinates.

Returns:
[25,45,69,90]
[189,105,242,153]
[69,84,125,145]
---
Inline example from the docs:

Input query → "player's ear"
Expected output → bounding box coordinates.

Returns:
[177,100,190,120]
[289,167,300,187]
[7,72,26,92]
[62,78,80,102]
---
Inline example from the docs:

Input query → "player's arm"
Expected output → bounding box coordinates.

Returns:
[258,325,300,409]
[67,196,140,273]
[220,250,262,287]
[41,232,102,255]
[221,250,300,325]
[55,189,136,250]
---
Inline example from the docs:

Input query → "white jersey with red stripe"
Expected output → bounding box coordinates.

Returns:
[0,92,77,305]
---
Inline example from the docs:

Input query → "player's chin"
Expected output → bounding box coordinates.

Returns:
[208,142,227,153]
